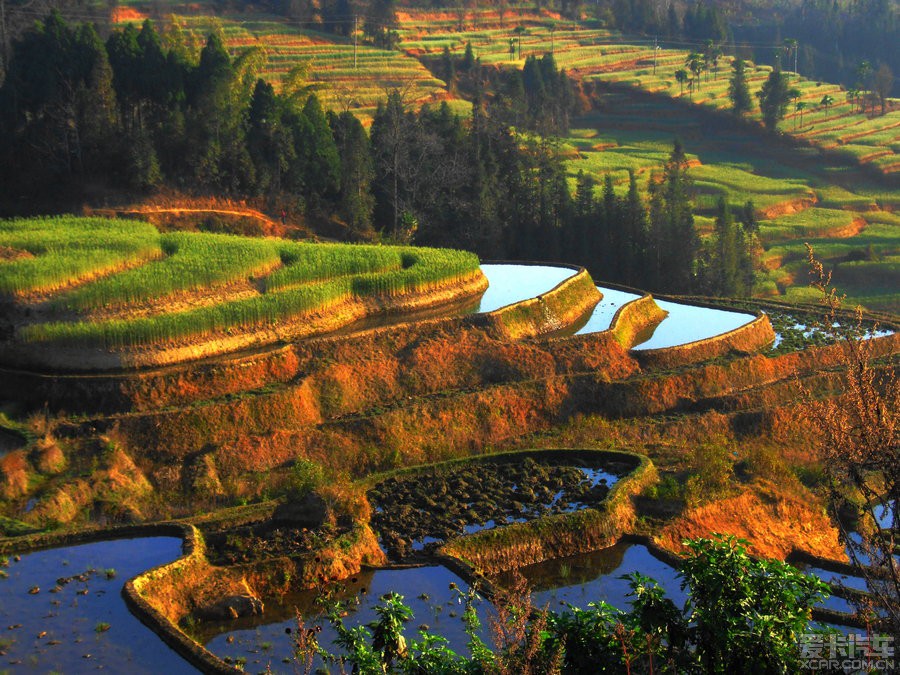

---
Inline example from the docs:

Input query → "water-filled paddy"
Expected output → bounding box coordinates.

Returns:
[369,455,626,559]
[574,287,643,335]
[475,264,578,312]
[491,541,688,611]
[199,565,490,672]
[0,537,195,673]
[631,299,756,350]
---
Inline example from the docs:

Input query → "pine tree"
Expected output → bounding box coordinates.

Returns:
[331,110,375,237]
[728,58,752,116]
[757,65,791,131]
[298,93,340,210]
[660,140,698,292]
[621,169,646,286]
[712,197,739,295]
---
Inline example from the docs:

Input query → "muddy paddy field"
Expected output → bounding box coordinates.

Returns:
[369,452,633,559]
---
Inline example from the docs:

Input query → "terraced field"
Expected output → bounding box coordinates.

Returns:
[0,218,483,366]
[397,9,899,177]
[556,91,900,311]
[103,8,898,310]
[144,14,455,123]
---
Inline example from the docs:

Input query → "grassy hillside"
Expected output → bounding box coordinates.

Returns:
[397,9,899,177]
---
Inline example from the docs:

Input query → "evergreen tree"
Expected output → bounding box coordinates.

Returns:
[757,65,791,131]
[247,79,294,195]
[648,140,698,293]
[331,110,375,237]
[621,169,646,286]
[706,197,755,297]
[299,94,340,209]
[600,173,618,277]
[711,196,739,295]
[728,58,752,116]
[74,23,119,176]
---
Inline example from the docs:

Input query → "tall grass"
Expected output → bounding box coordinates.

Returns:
[0,217,161,296]
[56,232,282,310]
[264,243,404,291]
[16,219,481,349]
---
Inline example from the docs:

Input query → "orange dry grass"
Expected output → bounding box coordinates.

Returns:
[112,7,148,23]
[657,483,846,561]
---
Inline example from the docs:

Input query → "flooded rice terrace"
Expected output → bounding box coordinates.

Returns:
[369,454,627,559]
[0,537,196,673]
[198,565,490,671]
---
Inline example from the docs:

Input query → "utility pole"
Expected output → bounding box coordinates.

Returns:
[653,35,658,74]
[353,15,358,70]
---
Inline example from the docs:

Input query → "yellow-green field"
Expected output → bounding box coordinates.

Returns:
[2,218,481,349]
[396,9,898,178]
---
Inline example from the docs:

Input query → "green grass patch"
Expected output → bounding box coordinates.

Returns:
[57,232,282,310]
[13,219,481,349]
[0,217,161,296]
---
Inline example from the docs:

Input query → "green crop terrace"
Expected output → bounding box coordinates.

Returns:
[1,218,481,350]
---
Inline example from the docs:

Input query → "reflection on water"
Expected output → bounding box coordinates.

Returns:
[200,566,490,672]
[574,288,643,335]
[0,537,195,674]
[875,500,896,529]
[492,542,687,612]
[475,264,578,313]
[632,299,756,350]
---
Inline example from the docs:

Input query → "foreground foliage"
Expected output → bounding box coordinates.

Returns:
[296,535,829,674]
[805,246,899,637]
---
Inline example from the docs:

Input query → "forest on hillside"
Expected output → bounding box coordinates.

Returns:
[0,13,761,296]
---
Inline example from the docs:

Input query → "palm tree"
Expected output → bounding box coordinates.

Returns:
[513,25,526,60]
[820,93,834,112]
[685,52,704,91]
[855,60,873,113]
[711,46,723,81]
[795,100,806,129]
[846,88,859,114]
[675,68,688,95]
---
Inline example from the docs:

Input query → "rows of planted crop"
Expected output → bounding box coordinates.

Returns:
[55,232,283,311]
[9,219,482,349]
[397,10,898,175]
[172,14,446,119]
[263,244,404,292]
[0,218,162,296]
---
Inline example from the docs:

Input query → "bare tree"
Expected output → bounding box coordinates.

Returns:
[805,245,899,639]
[873,63,894,116]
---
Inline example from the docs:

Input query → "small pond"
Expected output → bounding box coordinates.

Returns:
[491,541,687,612]
[0,536,196,673]
[631,299,756,351]
[369,455,627,559]
[475,264,578,313]
[198,565,490,672]
[769,315,893,352]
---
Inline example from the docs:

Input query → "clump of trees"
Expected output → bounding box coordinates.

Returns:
[1,13,760,299]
